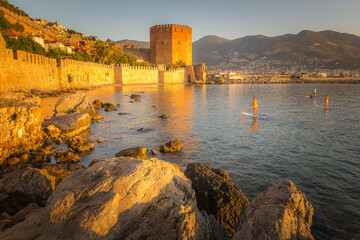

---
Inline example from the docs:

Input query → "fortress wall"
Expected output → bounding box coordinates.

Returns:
[117,64,159,84]
[161,68,187,84]
[60,59,114,88]
[0,47,59,92]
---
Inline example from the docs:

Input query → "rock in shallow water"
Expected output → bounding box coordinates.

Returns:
[185,162,249,237]
[43,113,91,137]
[160,140,183,153]
[115,147,148,159]
[55,92,103,120]
[0,158,228,240]
[233,179,314,240]
[66,135,95,153]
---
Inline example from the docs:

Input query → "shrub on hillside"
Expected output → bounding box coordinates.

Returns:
[2,34,45,55]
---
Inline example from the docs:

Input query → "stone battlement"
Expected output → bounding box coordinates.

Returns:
[150,24,191,30]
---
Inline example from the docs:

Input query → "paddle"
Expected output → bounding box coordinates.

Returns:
[241,105,252,114]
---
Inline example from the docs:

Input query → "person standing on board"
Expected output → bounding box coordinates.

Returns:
[313,88,317,98]
[325,94,329,108]
[241,97,259,116]
[252,97,259,116]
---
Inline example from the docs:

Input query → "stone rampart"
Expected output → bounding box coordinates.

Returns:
[115,64,159,85]
[60,59,114,89]
[0,33,198,91]
[160,68,188,84]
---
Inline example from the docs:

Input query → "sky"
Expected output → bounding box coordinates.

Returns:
[10,0,360,42]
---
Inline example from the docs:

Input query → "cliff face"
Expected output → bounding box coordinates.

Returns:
[0,94,44,165]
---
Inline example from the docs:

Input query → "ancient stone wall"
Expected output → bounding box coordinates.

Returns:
[1,33,195,91]
[160,68,188,84]
[150,24,192,65]
[60,59,114,89]
[115,64,159,84]
[0,35,115,92]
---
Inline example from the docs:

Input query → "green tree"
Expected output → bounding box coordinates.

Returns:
[91,40,111,63]
[3,34,46,55]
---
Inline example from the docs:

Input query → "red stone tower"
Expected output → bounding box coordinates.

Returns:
[150,24,192,65]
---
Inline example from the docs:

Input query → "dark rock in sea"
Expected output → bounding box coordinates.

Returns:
[0,167,55,215]
[116,104,121,107]
[118,112,130,115]
[103,102,116,110]
[66,135,95,153]
[54,92,103,120]
[159,114,168,118]
[151,149,159,155]
[160,140,183,153]
[0,158,228,239]
[115,147,148,159]
[233,179,314,240]
[93,99,103,109]
[43,113,92,137]
[130,94,141,102]
[97,138,107,143]
[184,162,249,237]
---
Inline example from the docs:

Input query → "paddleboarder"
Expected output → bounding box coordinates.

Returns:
[241,97,259,116]
[325,94,329,108]
[252,97,259,115]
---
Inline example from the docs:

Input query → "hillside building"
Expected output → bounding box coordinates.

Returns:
[150,24,192,65]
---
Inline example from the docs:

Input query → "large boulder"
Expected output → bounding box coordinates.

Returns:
[0,158,228,240]
[0,167,55,215]
[233,179,314,240]
[54,92,102,120]
[42,113,91,137]
[185,163,249,237]
[115,147,148,159]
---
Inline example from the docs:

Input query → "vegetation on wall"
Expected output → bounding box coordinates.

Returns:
[166,60,186,70]
[0,0,29,17]
[2,33,45,55]
[0,10,24,32]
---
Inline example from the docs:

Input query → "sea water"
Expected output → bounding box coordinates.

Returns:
[43,83,360,240]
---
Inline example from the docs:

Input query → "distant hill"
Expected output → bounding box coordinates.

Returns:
[115,39,149,49]
[193,30,360,71]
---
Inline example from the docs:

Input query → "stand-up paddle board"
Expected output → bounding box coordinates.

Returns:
[241,112,266,119]
[314,105,335,109]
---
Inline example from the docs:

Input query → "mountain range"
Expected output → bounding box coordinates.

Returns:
[116,30,360,71]
[193,30,360,71]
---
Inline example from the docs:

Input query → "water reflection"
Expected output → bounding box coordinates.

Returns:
[252,118,260,132]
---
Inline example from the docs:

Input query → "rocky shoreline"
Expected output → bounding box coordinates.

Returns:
[0,91,315,239]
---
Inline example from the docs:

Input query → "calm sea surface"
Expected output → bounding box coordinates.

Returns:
[43,84,360,240]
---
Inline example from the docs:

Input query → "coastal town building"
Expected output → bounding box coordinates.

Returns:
[30,35,45,48]
[150,24,192,65]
